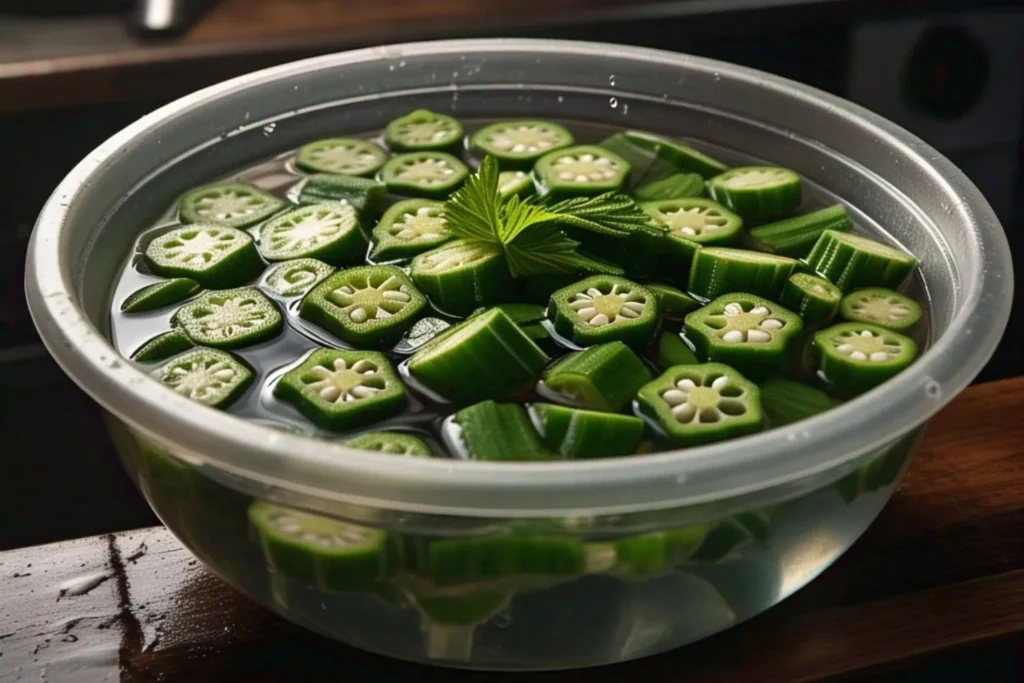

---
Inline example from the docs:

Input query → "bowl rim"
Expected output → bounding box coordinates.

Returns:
[25,38,1014,517]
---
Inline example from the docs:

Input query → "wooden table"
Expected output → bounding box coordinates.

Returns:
[1,378,1022,682]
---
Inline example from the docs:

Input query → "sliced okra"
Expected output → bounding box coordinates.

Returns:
[648,283,701,322]
[274,349,407,431]
[690,518,756,562]
[488,303,546,326]
[370,199,452,262]
[600,131,728,184]
[470,120,574,168]
[379,152,469,199]
[534,145,630,197]
[445,400,554,461]
[343,431,433,457]
[497,170,535,198]
[540,341,652,413]
[685,294,803,380]
[412,589,510,628]
[759,378,837,428]
[656,332,699,370]
[839,287,923,332]
[548,275,658,348]
[613,526,709,577]
[708,166,802,222]
[528,403,645,459]
[641,198,743,248]
[407,308,549,405]
[409,239,511,315]
[295,173,387,216]
[144,225,263,288]
[299,265,426,348]
[687,247,798,301]
[295,138,388,177]
[179,183,285,228]
[131,329,194,363]
[813,322,917,395]
[262,258,334,298]
[258,202,366,265]
[804,230,918,291]
[748,204,852,257]
[633,173,706,201]
[635,363,763,447]
[385,109,464,152]
[419,531,593,586]
[152,347,253,408]
[779,273,842,326]
[172,287,282,349]
[121,278,200,313]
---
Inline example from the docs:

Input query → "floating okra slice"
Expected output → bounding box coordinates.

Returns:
[258,202,366,265]
[633,173,706,201]
[295,138,388,177]
[685,294,803,380]
[121,278,200,313]
[813,322,917,395]
[656,332,699,370]
[385,109,464,152]
[274,349,407,431]
[144,225,264,288]
[179,182,286,228]
[759,378,837,428]
[534,145,630,197]
[445,401,554,461]
[687,247,798,301]
[172,287,283,350]
[600,131,728,185]
[804,230,918,291]
[548,275,658,348]
[839,287,923,332]
[470,120,574,168]
[528,403,644,459]
[299,265,426,348]
[343,431,434,457]
[497,170,535,198]
[295,173,387,216]
[131,329,195,362]
[151,347,253,408]
[370,199,452,262]
[635,363,763,447]
[641,198,743,250]
[262,258,335,297]
[613,526,709,577]
[379,152,469,198]
[409,238,511,315]
[779,273,842,326]
[707,166,802,222]
[542,341,652,413]
[648,283,701,322]
[408,309,549,405]
[748,204,852,258]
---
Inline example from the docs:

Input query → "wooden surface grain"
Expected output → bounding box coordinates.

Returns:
[1,377,1022,682]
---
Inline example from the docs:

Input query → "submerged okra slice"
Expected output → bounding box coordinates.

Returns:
[407,308,549,405]
[296,174,386,216]
[121,277,200,313]
[179,182,285,228]
[446,400,554,461]
[541,341,652,413]
[379,152,469,199]
[295,138,388,177]
[470,120,574,168]
[804,230,918,291]
[262,258,334,298]
[687,247,798,301]
[528,403,644,459]
[343,431,433,457]
[612,526,708,577]
[258,202,366,265]
[839,287,923,332]
[409,238,511,315]
[656,332,699,370]
[275,349,407,431]
[642,199,743,265]
[760,378,837,428]
[636,363,763,447]
[131,329,194,363]
[370,199,452,262]
[779,273,842,326]
[633,173,706,201]
[548,275,658,348]
[813,322,917,395]
[300,266,426,348]
[385,109,464,152]
[648,283,701,322]
[534,145,630,197]
[708,166,802,223]
[497,170,534,198]
[748,204,852,258]
[685,294,803,379]
[144,225,263,288]
[600,131,728,184]
[152,347,253,408]
[172,287,283,350]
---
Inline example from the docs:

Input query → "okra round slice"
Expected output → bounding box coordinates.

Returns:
[410,239,511,315]
[379,152,469,199]
[549,275,658,348]
[258,202,366,265]
[648,283,701,322]
[497,170,535,198]
[528,403,644,459]
[144,225,263,288]
[779,273,843,326]
[642,198,743,248]
[635,363,763,447]
[708,166,802,222]
[687,247,799,301]
[613,526,708,577]
[121,277,200,313]
[748,205,852,258]
[407,308,549,405]
[299,266,426,349]
[470,120,574,168]
[760,378,837,428]
[179,183,285,228]
[446,401,554,461]
[633,173,706,201]
[804,230,918,291]
[541,341,652,413]
[262,258,334,298]
[839,287,923,332]
[274,349,407,431]
[151,347,253,408]
[295,174,387,216]
[534,145,630,197]
[656,332,699,370]
[295,138,388,177]
[172,287,283,350]
[370,199,452,262]
[813,322,917,395]
[131,329,194,363]
[343,431,433,457]
[685,294,804,380]
[385,109,464,152]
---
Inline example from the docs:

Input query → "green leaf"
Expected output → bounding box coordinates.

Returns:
[497,195,561,243]
[542,192,654,237]
[442,156,503,244]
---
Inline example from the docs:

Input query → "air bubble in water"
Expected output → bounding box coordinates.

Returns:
[557,95,564,103]
[924,380,941,399]
[622,103,629,115]
[609,97,618,109]
[262,123,276,136]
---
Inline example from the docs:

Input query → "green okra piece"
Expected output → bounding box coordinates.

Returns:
[470,120,574,168]
[379,152,469,198]
[642,198,743,249]
[343,431,434,457]
[533,145,630,198]
[446,400,555,461]
[131,329,194,363]
[759,378,838,428]
[172,287,283,350]
[144,225,264,289]
[296,173,387,216]
[392,317,453,355]
[121,278,200,313]
[548,275,658,348]
[410,238,512,316]
[839,287,923,332]
[295,138,388,177]
[648,283,702,321]
[600,131,728,185]
[804,230,918,291]
[656,332,699,370]
[748,204,852,257]
[370,199,453,262]
[179,182,286,229]
[385,109,464,152]
[151,347,253,409]
[419,531,591,585]
[612,525,709,577]
[258,202,367,265]
[688,247,798,301]
[779,273,843,326]
[813,322,918,395]
[528,403,645,459]
[707,166,802,223]
[541,341,652,413]
[633,172,706,201]
[262,258,334,298]
[690,518,757,562]
[497,170,535,198]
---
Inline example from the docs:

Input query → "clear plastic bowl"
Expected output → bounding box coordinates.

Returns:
[25,39,1013,669]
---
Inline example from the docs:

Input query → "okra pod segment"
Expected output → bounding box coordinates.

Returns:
[343,431,434,457]
[759,378,837,428]
[633,173,706,201]
[179,182,285,228]
[121,277,200,313]
[707,166,802,223]
[258,202,367,265]
[445,400,555,461]
[172,287,283,350]
[813,322,917,395]
[533,145,630,198]
[295,138,388,177]
[600,131,728,184]
[295,174,386,217]
[385,109,464,152]
[687,247,798,301]
[748,204,852,258]
[528,403,645,459]
[779,273,842,326]
[804,230,918,291]
[370,199,453,262]
[410,238,511,316]
[648,283,702,325]
[470,120,574,168]
[152,347,254,409]
[380,152,469,199]
[131,329,194,363]
[612,526,709,577]
[497,170,535,198]
[548,275,658,348]
[540,341,652,413]
[144,225,263,288]
[839,287,923,332]
[655,332,699,370]
[262,258,334,298]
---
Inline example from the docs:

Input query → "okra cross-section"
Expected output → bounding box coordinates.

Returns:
[687,247,798,301]
[385,109,464,152]
[497,170,534,198]
[295,138,388,177]
[804,230,918,291]
[379,152,469,198]
[179,183,285,228]
[534,145,630,197]
[274,349,407,431]
[370,199,453,262]
[779,273,842,326]
[120,277,200,313]
[470,120,574,168]
[296,174,386,216]
[707,166,802,222]
[410,238,510,315]
[685,294,803,379]
[300,266,426,348]
[262,258,334,298]
[636,363,763,447]
[258,202,366,265]
[528,403,644,459]
[548,275,658,348]
[813,322,917,395]
[839,287,923,332]
[343,431,434,457]
[541,341,652,412]
[151,347,253,409]
[641,198,743,248]
[446,401,555,461]
[172,287,283,350]
[144,225,263,288]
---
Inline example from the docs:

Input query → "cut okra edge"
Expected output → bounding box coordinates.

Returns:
[371,199,452,262]
[295,138,388,177]
[410,239,511,316]
[839,287,923,332]
[121,277,201,313]
[262,258,335,298]
[528,403,645,459]
[172,287,283,350]
[343,431,434,457]
[779,273,842,326]
[380,152,469,199]
[548,275,659,348]
[540,341,652,413]
[470,120,574,167]
[813,322,917,395]
[143,225,264,289]
[179,183,285,229]
[534,145,630,197]
[707,166,802,223]
[258,202,366,265]
[385,109,464,152]
[641,198,743,246]
[804,230,918,292]
[152,347,254,409]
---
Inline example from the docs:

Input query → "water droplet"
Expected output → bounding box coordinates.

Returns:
[622,103,629,115]
[262,123,276,136]
[924,380,941,399]
[557,95,564,103]
[388,65,395,71]
[398,60,406,67]
[675,473,686,484]
[609,97,619,109]
[609,74,616,86]
[786,433,797,442]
